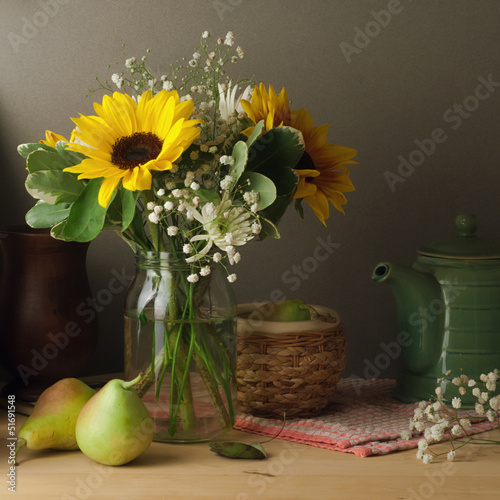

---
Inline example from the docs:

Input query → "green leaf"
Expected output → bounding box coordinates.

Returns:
[247,126,305,176]
[55,141,87,166]
[50,220,68,240]
[106,188,140,231]
[60,178,111,242]
[228,141,248,184]
[26,150,70,173]
[245,120,265,150]
[196,189,221,204]
[25,200,70,228]
[120,189,140,231]
[25,170,84,204]
[105,195,123,227]
[18,142,54,159]
[240,171,276,210]
[209,441,267,459]
[258,216,280,240]
[258,168,299,227]
[274,166,299,196]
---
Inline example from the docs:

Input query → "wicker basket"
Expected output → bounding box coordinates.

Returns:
[236,304,347,419]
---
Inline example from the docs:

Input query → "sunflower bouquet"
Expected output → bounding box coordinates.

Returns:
[19,31,357,440]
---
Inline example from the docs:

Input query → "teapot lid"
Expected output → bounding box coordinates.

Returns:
[418,214,500,259]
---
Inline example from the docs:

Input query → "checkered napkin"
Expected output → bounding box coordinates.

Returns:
[234,378,499,457]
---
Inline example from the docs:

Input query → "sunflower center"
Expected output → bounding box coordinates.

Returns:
[111,132,163,169]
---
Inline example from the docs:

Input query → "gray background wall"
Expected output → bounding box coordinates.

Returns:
[0,0,498,381]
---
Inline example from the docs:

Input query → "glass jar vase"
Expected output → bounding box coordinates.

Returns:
[124,250,237,443]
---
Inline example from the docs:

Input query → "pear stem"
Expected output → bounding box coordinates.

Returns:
[123,374,144,391]
[14,437,26,466]
[132,346,168,398]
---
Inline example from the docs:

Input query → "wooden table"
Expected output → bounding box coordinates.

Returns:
[1,411,499,500]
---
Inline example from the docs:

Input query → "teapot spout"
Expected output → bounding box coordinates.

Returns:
[372,262,443,374]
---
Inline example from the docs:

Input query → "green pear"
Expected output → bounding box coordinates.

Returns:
[265,299,312,322]
[75,376,153,466]
[15,378,96,463]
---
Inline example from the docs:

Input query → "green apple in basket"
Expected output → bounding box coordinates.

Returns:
[265,299,312,322]
[263,299,337,323]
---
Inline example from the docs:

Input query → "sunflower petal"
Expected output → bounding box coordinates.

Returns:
[304,190,329,226]
[99,93,136,137]
[98,174,123,208]
[295,179,317,198]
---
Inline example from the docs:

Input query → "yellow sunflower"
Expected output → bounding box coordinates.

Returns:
[240,83,291,135]
[64,90,201,207]
[40,130,69,148]
[240,83,357,225]
[291,108,357,225]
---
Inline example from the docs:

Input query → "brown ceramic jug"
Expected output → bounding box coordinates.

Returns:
[0,224,98,400]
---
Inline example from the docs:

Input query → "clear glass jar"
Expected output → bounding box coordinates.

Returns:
[124,250,237,443]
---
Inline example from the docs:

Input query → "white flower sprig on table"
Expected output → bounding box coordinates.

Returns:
[405,370,500,463]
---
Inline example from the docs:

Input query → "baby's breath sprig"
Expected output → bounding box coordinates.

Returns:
[89,32,254,145]
[406,369,500,463]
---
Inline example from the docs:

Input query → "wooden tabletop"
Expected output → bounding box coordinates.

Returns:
[1,410,499,500]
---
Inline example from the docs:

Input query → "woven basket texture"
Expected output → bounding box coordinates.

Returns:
[236,325,347,418]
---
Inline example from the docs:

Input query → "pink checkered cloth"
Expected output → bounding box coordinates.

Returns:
[234,378,499,457]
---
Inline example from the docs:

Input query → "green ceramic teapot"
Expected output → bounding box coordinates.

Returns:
[372,214,500,406]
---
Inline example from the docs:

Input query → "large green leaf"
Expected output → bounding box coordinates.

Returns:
[25,200,70,228]
[247,126,305,176]
[60,178,111,242]
[259,168,299,226]
[55,141,87,166]
[228,141,248,184]
[25,170,84,204]
[239,171,276,210]
[17,142,54,159]
[26,150,70,173]
[272,166,299,196]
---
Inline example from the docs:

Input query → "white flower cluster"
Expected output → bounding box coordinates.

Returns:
[144,162,262,284]
[406,370,500,463]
